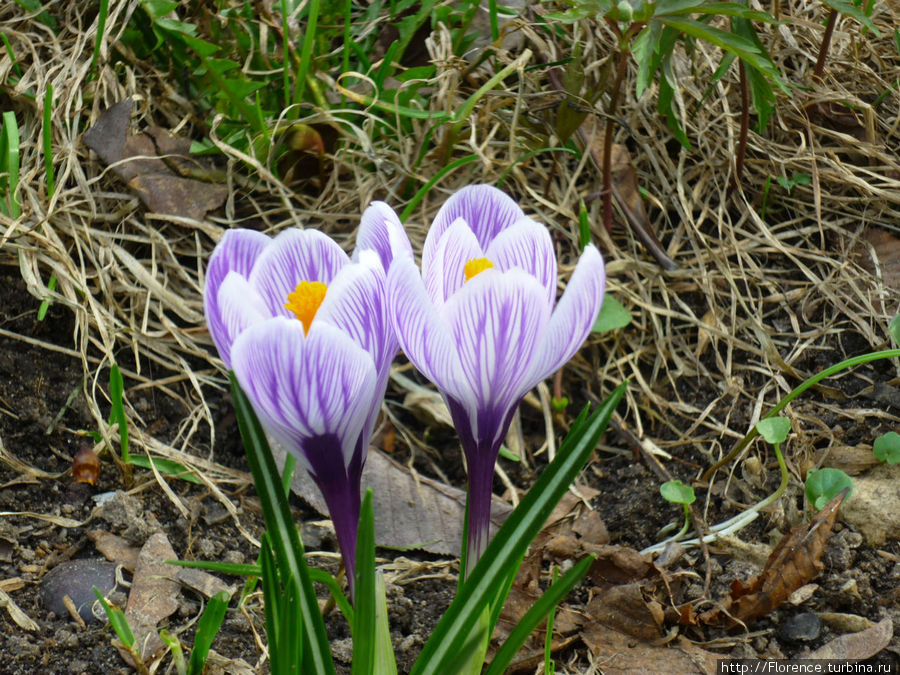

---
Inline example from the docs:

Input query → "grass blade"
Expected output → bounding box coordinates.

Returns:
[484,555,594,675]
[410,381,627,675]
[230,373,335,674]
[352,488,377,675]
[187,591,230,675]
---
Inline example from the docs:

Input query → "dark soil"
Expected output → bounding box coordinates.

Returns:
[1,269,898,675]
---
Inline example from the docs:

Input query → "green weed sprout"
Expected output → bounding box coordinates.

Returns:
[804,468,853,511]
[547,0,786,229]
[94,587,229,675]
[872,431,900,465]
[658,479,697,544]
[103,364,199,483]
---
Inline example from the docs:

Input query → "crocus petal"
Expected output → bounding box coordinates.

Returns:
[529,244,605,382]
[230,317,377,470]
[316,251,394,379]
[204,229,270,366]
[211,272,269,367]
[422,185,525,272]
[249,229,349,318]
[486,217,558,306]
[353,201,413,271]
[442,268,551,448]
[424,217,483,306]
[387,254,462,398]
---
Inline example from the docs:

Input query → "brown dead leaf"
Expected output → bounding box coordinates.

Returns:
[582,624,722,674]
[808,616,892,661]
[121,532,181,666]
[579,115,677,270]
[854,227,900,310]
[819,444,881,476]
[83,98,227,220]
[700,489,847,627]
[273,442,513,555]
[87,529,140,570]
[586,582,665,640]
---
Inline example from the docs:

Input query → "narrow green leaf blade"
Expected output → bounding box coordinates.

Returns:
[352,489,377,675]
[410,382,627,675]
[230,373,335,674]
[484,555,595,675]
[187,591,230,675]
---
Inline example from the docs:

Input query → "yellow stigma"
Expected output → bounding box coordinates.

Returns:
[464,257,494,282]
[285,281,327,334]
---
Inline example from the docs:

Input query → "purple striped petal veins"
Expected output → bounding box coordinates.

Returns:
[205,221,409,596]
[387,185,606,575]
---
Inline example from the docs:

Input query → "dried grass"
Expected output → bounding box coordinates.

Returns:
[1,0,900,666]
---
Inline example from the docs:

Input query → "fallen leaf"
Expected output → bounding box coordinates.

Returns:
[272,440,512,555]
[121,532,181,665]
[854,227,900,308]
[808,616,892,660]
[819,445,881,476]
[700,488,847,627]
[83,98,227,220]
[586,582,664,640]
[88,529,140,570]
[582,624,722,674]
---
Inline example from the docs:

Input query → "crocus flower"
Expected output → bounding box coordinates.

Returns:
[387,185,605,575]
[204,205,410,593]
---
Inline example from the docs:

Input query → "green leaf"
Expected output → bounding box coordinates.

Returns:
[592,294,633,332]
[889,315,900,346]
[187,591,230,675]
[126,455,201,483]
[732,16,778,131]
[0,111,21,218]
[109,364,130,460]
[873,431,900,465]
[230,373,335,674]
[578,199,591,250]
[498,445,521,462]
[658,17,786,91]
[805,468,853,511]
[484,555,594,675]
[93,587,135,648]
[660,480,696,505]
[756,416,790,444]
[410,382,627,675]
[819,0,880,35]
[352,489,378,675]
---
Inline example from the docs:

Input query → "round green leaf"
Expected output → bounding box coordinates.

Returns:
[592,293,633,333]
[804,468,853,511]
[873,431,900,465]
[660,480,695,505]
[756,417,790,444]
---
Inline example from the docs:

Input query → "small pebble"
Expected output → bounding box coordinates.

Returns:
[39,559,121,623]
[779,612,823,642]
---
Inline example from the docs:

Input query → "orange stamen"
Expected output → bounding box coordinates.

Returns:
[285,281,327,334]
[464,257,494,282]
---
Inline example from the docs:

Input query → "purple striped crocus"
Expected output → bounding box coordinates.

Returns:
[387,185,606,575]
[204,205,411,594]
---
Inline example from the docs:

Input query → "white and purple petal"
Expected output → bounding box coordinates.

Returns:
[204,229,271,367]
[424,218,483,306]
[211,272,270,367]
[441,268,551,449]
[230,317,377,470]
[486,217,558,307]
[353,201,413,271]
[422,185,525,272]
[387,255,463,399]
[529,244,606,383]
[249,229,349,318]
